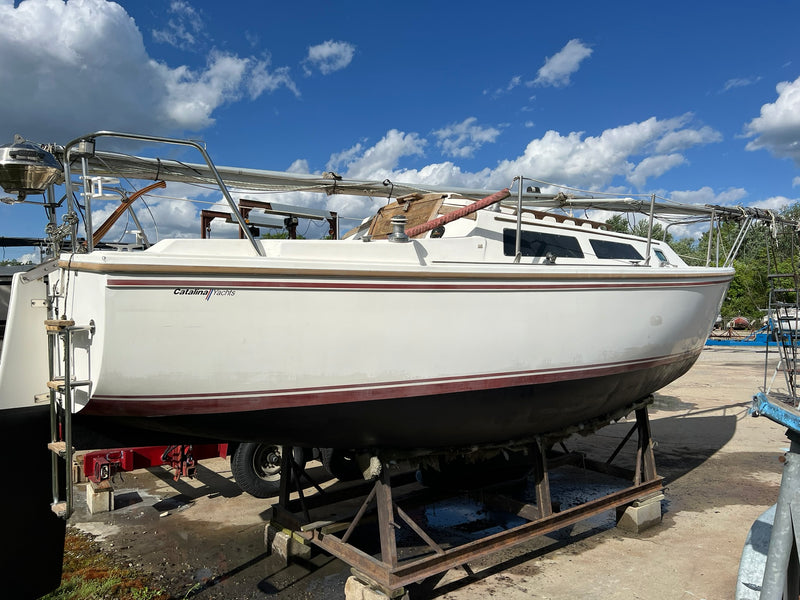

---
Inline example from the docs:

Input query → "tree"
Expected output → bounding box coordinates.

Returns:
[629,219,674,243]
[603,207,800,324]
[604,214,630,233]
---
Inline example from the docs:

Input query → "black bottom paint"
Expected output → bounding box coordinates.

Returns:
[74,356,697,451]
[0,405,65,598]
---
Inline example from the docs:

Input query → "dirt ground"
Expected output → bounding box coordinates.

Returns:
[68,346,789,599]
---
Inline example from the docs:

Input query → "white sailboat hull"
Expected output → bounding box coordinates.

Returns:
[50,238,732,450]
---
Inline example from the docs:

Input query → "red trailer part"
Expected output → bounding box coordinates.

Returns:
[82,443,228,484]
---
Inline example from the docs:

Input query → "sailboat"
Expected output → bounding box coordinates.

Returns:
[0,131,739,452]
[0,130,762,597]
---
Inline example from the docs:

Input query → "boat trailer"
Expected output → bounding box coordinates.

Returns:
[80,443,229,484]
[266,405,663,598]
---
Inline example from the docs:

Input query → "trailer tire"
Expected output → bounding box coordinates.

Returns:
[231,443,306,499]
[320,448,363,482]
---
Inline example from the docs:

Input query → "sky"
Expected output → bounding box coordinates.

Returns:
[0,0,799,257]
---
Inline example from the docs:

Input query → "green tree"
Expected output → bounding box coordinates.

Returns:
[604,214,630,233]
[603,208,800,325]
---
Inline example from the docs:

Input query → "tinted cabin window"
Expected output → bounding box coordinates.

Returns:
[503,229,584,258]
[589,239,644,260]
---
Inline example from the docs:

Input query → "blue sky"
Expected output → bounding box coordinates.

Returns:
[0,0,799,254]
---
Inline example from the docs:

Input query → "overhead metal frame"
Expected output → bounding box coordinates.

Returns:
[201,198,339,240]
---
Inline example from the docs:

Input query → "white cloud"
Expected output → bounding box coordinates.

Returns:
[245,59,299,98]
[433,117,502,158]
[654,125,722,153]
[287,159,310,173]
[485,75,522,97]
[287,115,723,225]
[298,116,720,227]
[793,176,800,187]
[532,39,592,88]
[721,76,761,93]
[745,75,800,164]
[328,129,426,179]
[303,40,355,75]
[628,154,686,188]
[152,0,206,51]
[669,186,747,206]
[751,195,796,212]
[0,0,297,142]
[489,116,716,190]
[16,251,39,264]
[157,51,250,129]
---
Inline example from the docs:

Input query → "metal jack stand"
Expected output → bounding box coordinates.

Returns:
[743,393,800,599]
[267,406,663,598]
[761,430,800,600]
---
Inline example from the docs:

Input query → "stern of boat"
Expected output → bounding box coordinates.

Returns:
[0,269,65,598]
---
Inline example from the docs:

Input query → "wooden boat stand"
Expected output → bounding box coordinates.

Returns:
[267,406,663,598]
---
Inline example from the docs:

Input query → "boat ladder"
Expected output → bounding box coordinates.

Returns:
[766,272,800,404]
[45,317,94,518]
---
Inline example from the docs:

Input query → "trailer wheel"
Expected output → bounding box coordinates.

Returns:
[231,443,306,498]
[320,448,364,482]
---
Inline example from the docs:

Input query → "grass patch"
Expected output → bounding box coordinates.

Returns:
[41,527,169,600]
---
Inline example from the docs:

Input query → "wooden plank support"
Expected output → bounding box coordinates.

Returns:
[50,501,67,517]
[273,404,664,594]
[47,441,67,456]
[375,468,398,568]
[308,477,664,591]
[44,319,75,332]
[634,407,658,485]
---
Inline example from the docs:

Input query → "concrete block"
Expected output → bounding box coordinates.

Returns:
[616,493,663,533]
[345,576,407,600]
[86,479,114,514]
[264,524,311,564]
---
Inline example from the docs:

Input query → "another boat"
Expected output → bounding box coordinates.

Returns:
[727,316,751,330]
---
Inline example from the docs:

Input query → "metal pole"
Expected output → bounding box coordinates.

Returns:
[81,157,94,251]
[706,209,715,267]
[63,131,266,256]
[644,194,656,265]
[760,433,800,599]
[515,176,523,263]
[62,157,78,253]
[48,332,59,505]
[63,328,73,518]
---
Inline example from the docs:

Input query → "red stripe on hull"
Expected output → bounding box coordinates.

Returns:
[84,349,702,417]
[72,352,702,450]
[107,277,732,292]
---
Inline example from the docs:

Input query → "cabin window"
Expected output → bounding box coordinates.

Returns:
[589,239,644,260]
[654,249,668,263]
[503,229,584,258]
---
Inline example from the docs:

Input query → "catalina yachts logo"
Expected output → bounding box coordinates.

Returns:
[173,288,236,300]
